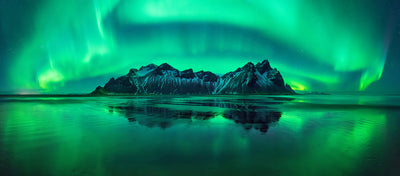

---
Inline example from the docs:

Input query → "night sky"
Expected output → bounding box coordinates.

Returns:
[0,0,399,94]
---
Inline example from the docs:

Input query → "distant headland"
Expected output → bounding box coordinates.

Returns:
[91,60,295,95]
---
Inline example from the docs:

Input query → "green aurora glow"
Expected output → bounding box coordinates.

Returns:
[0,0,397,93]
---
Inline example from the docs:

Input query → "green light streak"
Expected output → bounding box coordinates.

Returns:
[287,81,308,91]
[5,0,390,92]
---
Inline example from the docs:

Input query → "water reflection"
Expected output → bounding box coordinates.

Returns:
[1,95,400,176]
[108,97,284,133]
[224,108,281,133]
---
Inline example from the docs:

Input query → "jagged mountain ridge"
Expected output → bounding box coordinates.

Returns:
[92,60,295,95]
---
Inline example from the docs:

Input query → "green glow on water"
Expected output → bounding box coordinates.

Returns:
[0,95,398,175]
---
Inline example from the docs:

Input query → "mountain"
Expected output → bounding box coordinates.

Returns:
[91,60,295,95]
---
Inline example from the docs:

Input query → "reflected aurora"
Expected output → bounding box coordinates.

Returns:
[0,95,396,175]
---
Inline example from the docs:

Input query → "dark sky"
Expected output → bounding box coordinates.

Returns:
[0,0,399,94]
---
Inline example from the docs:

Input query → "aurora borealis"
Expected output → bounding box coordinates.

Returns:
[0,0,399,93]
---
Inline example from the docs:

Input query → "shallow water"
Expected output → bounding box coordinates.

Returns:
[1,95,400,176]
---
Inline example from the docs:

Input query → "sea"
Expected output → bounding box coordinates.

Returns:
[0,94,400,176]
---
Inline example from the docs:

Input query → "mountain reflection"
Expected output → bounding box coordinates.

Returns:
[107,97,286,133]
[224,106,281,133]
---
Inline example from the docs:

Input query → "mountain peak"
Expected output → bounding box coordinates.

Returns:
[245,62,255,66]
[139,63,157,71]
[181,69,195,79]
[256,59,272,73]
[242,62,255,70]
[158,63,175,70]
